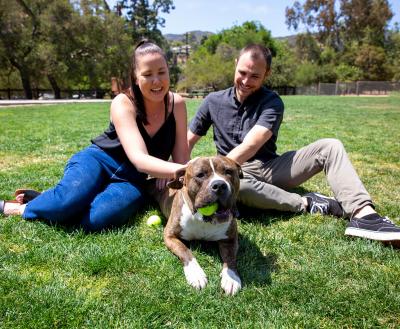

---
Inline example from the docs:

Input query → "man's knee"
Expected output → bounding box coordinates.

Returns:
[318,138,345,153]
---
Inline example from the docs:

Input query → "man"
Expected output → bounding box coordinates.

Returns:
[187,43,400,245]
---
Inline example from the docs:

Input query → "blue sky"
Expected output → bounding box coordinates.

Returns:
[110,0,400,37]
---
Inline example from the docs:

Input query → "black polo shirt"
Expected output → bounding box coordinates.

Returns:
[189,86,284,162]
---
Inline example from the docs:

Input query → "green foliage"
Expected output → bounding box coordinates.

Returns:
[294,61,319,86]
[0,0,170,97]
[267,40,297,87]
[294,32,321,63]
[1,97,400,327]
[201,21,276,55]
[178,43,235,91]
[285,0,396,83]
[354,44,390,81]
[386,29,400,80]
[334,63,362,82]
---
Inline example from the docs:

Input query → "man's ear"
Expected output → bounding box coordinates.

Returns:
[264,68,272,80]
[167,167,186,189]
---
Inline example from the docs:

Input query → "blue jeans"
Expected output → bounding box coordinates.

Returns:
[23,145,145,232]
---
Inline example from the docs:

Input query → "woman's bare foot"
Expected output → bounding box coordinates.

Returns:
[2,201,26,216]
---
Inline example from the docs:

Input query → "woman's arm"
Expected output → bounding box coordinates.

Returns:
[171,93,190,164]
[111,94,185,179]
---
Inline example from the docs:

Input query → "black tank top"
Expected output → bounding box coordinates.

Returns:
[92,94,176,162]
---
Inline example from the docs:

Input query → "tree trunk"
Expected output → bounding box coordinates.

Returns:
[19,68,33,99]
[48,75,61,99]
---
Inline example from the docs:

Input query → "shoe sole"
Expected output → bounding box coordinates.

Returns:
[345,227,400,242]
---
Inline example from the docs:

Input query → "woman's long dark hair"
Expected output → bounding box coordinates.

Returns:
[128,39,169,125]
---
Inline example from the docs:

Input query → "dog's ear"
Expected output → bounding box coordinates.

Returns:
[230,158,243,178]
[167,167,186,189]
[237,165,243,179]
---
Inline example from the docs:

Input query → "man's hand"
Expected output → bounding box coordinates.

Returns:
[227,125,272,165]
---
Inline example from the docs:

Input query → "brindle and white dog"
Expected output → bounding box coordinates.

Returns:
[154,156,243,295]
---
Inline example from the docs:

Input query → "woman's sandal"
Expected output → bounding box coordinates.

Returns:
[14,189,41,204]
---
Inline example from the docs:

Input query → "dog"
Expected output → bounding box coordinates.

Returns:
[156,155,243,295]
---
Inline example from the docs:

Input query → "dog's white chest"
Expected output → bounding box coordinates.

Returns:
[179,203,230,241]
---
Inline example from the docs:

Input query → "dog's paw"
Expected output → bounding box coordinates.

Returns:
[184,258,208,290]
[220,267,241,295]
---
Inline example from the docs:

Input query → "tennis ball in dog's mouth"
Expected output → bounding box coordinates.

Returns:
[198,203,218,216]
[146,215,162,227]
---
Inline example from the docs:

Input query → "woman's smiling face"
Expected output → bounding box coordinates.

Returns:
[135,52,170,102]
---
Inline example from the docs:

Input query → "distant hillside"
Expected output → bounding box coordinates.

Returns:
[275,34,298,47]
[165,30,297,47]
[164,30,214,44]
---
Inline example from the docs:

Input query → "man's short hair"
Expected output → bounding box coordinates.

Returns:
[238,44,272,71]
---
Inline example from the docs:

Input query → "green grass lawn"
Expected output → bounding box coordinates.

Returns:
[1,95,400,328]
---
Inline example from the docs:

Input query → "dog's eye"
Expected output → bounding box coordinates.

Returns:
[225,169,233,176]
[195,172,205,179]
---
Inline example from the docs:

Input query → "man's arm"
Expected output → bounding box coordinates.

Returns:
[187,130,202,155]
[226,125,272,165]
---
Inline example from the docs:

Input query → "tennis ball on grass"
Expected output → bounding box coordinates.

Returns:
[198,203,218,216]
[146,215,162,227]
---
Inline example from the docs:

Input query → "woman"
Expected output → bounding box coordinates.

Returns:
[0,40,189,232]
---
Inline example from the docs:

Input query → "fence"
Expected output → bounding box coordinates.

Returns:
[0,88,111,100]
[1,81,400,99]
[296,81,400,96]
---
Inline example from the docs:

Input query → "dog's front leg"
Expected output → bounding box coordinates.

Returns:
[218,238,241,295]
[164,234,208,290]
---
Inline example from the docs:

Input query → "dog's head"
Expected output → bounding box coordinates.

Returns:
[168,156,243,221]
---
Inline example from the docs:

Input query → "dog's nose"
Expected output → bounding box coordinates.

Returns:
[211,180,227,194]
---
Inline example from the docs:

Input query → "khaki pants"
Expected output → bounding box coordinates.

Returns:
[239,138,372,218]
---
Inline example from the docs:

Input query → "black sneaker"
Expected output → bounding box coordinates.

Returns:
[304,192,344,217]
[345,213,400,244]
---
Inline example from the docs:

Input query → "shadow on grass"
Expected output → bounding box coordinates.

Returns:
[237,186,311,225]
[237,234,279,287]
[185,233,279,288]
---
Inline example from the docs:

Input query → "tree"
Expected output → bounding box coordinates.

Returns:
[285,0,395,83]
[340,0,393,47]
[334,63,362,81]
[294,33,321,63]
[0,0,44,99]
[178,43,235,91]
[294,61,320,86]
[267,39,297,88]
[200,21,277,56]
[286,0,340,51]
[119,0,174,45]
[386,27,400,80]
[0,0,132,98]
[354,44,390,80]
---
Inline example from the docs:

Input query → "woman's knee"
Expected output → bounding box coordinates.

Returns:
[82,192,145,232]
